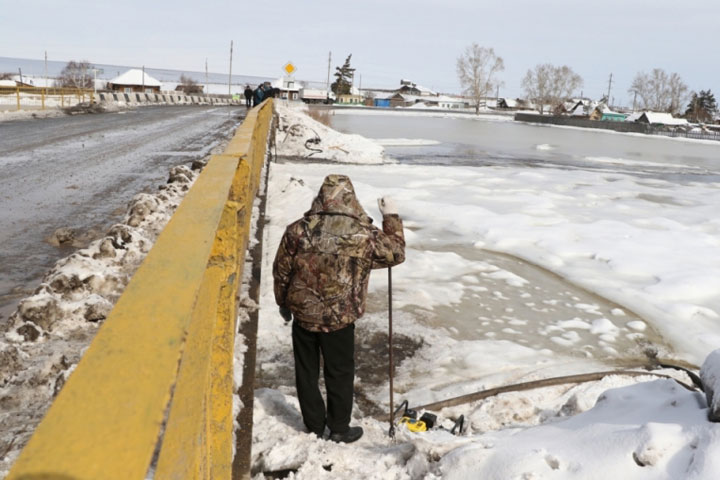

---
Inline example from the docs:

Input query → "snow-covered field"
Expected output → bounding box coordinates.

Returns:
[252,104,720,478]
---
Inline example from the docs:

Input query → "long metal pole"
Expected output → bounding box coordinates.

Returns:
[326,51,331,96]
[388,267,395,438]
[228,40,233,97]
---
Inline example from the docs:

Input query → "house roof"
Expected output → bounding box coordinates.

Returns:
[108,69,161,87]
[625,111,643,122]
[638,112,689,126]
[0,79,16,87]
[397,81,436,96]
[391,93,422,103]
[433,95,465,103]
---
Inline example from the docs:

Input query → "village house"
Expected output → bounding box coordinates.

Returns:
[337,93,363,105]
[389,92,466,109]
[589,104,627,122]
[107,69,161,93]
[633,111,689,127]
[273,76,300,100]
[395,79,436,96]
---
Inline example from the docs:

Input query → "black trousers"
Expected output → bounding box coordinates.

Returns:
[292,321,355,435]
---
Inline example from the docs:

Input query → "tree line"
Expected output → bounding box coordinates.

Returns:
[455,43,716,120]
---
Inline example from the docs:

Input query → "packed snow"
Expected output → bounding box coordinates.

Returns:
[330,107,514,123]
[250,106,720,478]
[275,103,385,163]
[374,138,441,147]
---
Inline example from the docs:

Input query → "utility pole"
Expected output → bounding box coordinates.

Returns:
[228,40,234,97]
[205,58,209,96]
[326,51,332,99]
[359,73,362,92]
[44,51,48,88]
[18,68,23,85]
[496,84,499,104]
[632,91,637,112]
[142,65,145,92]
[606,73,613,107]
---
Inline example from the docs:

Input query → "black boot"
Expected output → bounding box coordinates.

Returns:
[329,426,363,443]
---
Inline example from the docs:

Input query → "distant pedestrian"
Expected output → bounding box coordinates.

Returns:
[262,82,274,100]
[244,85,253,108]
[253,84,264,107]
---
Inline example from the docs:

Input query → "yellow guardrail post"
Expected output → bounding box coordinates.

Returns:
[8,99,274,480]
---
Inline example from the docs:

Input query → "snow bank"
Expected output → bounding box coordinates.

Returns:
[331,107,514,123]
[0,159,211,475]
[701,349,720,421]
[275,103,386,164]
[436,379,715,480]
[374,138,441,147]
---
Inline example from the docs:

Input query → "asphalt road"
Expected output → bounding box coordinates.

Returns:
[0,105,247,323]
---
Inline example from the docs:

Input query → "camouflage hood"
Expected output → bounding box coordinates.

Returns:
[306,175,372,223]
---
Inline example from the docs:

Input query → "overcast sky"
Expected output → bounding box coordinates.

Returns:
[2,0,718,106]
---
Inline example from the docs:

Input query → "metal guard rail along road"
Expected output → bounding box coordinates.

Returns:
[8,99,274,480]
[0,86,95,110]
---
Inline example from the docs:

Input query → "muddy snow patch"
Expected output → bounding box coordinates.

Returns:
[275,103,386,164]
[0,161,200,476]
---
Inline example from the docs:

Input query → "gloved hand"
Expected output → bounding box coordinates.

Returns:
[279,306,292,323]
[377,197,399,216]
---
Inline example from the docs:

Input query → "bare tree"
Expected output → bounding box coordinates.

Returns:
[456,44,504,114]
[177,74,203,94]
[522,64,583,114]
[628,68,688,114]
[56,60,93,89]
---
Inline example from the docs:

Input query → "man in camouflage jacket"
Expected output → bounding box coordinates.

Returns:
[273,174,405,443]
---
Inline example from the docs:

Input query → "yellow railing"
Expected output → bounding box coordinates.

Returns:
[0,86,95,110]
[7,99,274,480]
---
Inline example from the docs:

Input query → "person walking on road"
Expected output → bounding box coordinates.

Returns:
[253,84,264,107]
[244,85,253,108]
[273,174,405,443]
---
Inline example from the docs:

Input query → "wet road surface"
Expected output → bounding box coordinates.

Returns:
[0,105,247,323]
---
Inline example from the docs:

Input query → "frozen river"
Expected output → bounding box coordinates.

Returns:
[319,110,720,369]
[329,110,720,181]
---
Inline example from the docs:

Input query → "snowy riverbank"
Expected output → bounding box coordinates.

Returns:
[252,105,720,478]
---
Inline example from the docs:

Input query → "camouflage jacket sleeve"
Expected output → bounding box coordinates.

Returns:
[273,224,300,307]
[370,214,406,269]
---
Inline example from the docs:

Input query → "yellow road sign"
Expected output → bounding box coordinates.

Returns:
[283,62,296,75]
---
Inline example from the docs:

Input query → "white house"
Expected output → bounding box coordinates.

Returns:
[107,69,162,93]
[635,112,689,126]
